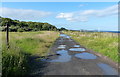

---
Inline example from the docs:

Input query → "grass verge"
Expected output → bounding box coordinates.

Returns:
[2,31,59,77]
[64,31,118,63]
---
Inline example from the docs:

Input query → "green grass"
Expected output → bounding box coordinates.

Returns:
[64,31,118,62]
[2,31,59,76]
[2,44,28,76]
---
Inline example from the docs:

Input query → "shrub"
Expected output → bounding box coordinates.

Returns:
[17,28,24,32]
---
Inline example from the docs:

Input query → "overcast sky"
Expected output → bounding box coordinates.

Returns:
[0,2,118,31]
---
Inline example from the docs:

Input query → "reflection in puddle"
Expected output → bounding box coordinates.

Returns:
[50,50,71,62]
[98,63,118,75]
[73,45,80,47]
[66,36,71,38]
[69,48,86,52]
[58,38,64,42]
[41,50,71,62]
[60,34,66,37]
[58,40,63,42]
[58,45,66,49]
[75,52,97,59]
[60,34,71,38]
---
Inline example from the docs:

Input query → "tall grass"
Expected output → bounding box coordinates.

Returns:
[2,44,28,77]
[2,31,59,76]
[64,31,118,62]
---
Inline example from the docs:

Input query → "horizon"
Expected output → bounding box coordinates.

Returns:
[0,2,118,31]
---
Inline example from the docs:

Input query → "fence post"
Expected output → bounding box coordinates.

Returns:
[6,23,9,49]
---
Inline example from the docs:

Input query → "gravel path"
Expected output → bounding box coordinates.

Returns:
[29,33,119,76]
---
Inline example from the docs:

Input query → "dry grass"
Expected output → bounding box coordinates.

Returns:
[2,31,59,76]
[2,31,59,56]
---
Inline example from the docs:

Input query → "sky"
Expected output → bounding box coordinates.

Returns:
[1,0,119,2]
[0,2,118,31]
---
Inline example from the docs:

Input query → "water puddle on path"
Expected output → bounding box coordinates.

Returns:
[58,38,64,42]
[75,52,97,59]
[66,36,71,39]
[73,45,80,47]
[97,63,118,75]
[49,50,72,62]
[60,34,66,37]
[41,50,72,62]
[57,45,66,49]
[69,48,86,52]
[60,34,71,39]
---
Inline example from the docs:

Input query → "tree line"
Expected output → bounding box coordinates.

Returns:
[0,16,67,32]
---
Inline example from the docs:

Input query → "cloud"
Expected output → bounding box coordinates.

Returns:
[0,7,52,20]
[81,4,118,17]
[56,13,74,21]
[56,4,118,22]
[56,12,88,22]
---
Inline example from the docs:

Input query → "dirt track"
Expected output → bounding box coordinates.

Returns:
[29,33,119,76]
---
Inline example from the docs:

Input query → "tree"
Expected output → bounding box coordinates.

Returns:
[0,17,67,32]
[42,23,52,30]
[59,27,67,31]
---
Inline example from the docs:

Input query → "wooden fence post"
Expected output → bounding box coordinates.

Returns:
[6,23,9,49]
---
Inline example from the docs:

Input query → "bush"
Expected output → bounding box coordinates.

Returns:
[17,28,24,32]
[9,26,18,32]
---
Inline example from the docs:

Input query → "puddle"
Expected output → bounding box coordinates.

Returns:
[60,34,67,37]
[73,45,80,47]
[41,50,71,62]
[41,58,51,62]
[58,38,64,42]
[58,45,66,49]
[65,36,71,38]
[58,40,63,42]
[75,52,97,59]
[69,48,86,52]
[60,34,71,39]
[97,63,118,75]
[49,50,72,62]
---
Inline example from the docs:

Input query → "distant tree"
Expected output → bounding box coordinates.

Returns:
[59,27,67,31]
[17,28,24,32]
[9,25,18,32]
[0,17,67,32]
[42,23,51,30]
